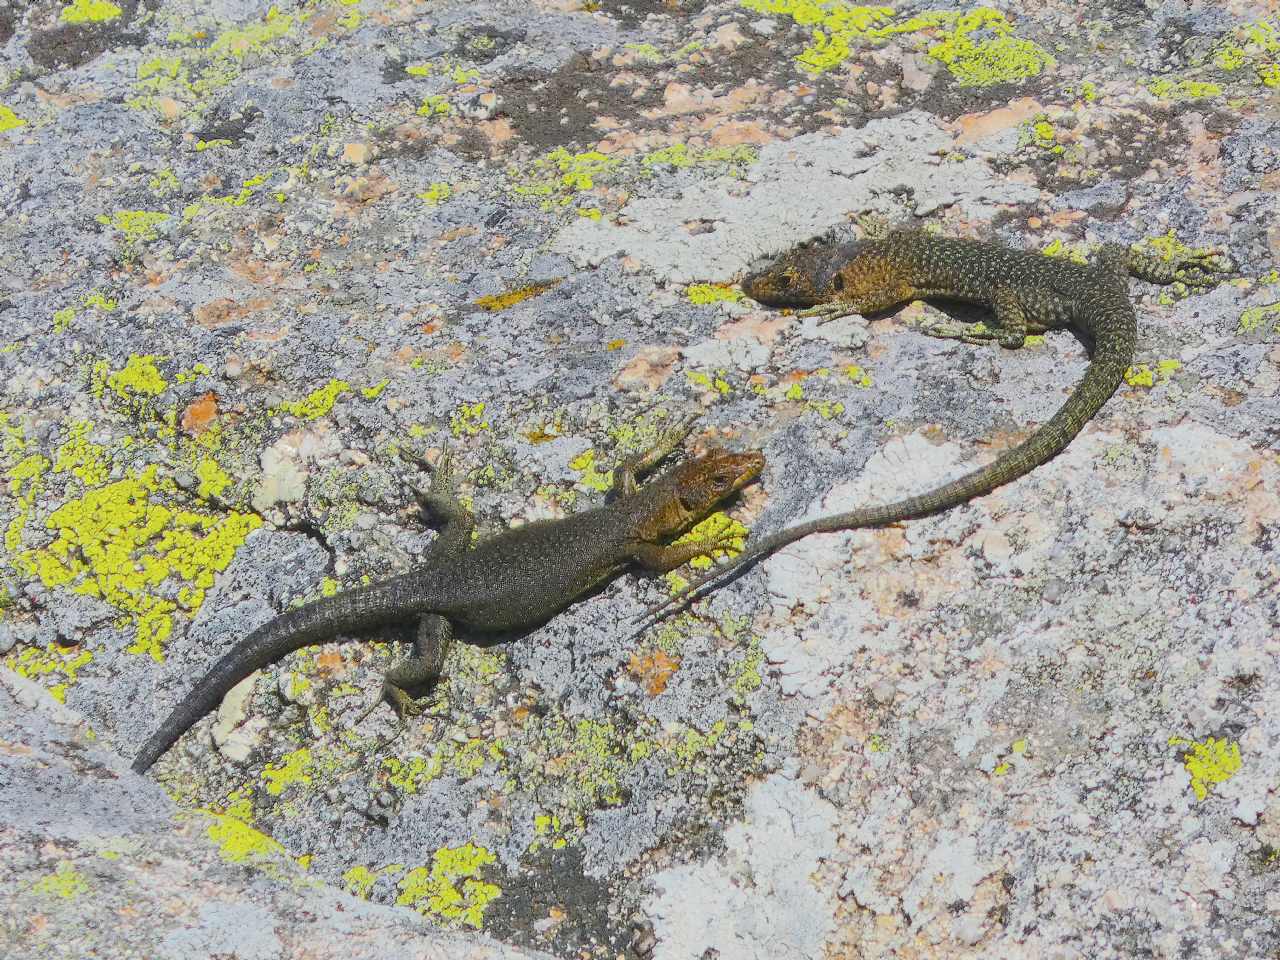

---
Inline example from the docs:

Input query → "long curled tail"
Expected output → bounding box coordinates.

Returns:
[631,322,1134,637]
[131,573,426,773]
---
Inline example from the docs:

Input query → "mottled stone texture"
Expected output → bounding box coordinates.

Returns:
[1,0,1277,957]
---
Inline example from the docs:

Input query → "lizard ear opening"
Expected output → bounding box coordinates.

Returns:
[832,273,845,292]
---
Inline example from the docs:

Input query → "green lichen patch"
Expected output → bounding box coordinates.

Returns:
[530,812,570,852]
[127,4,361,121]
[675,511,749,572]
[1237,302,1280,339]
[1142,77,1223,101]
[0,105,27,132]
[569,448,613,493]
[342,864,382,898]
[5,645,93,703]
[396,843,501,928]
[31,861,89,900]
[417,182,452,205]
[205,794,288,862]
[686,283,745,305]
[10,448,261,661]
[531,715,652,809]
[417,94,453,118]
[739,2,1054,85]
[1131,232,1225,304]
[508,147,624,211]
[96,210,170,258]
[450,401,491,437]
[1041,238,1090,265]
[107,354,167,401]
[685,369,733,396]
[60,0,122,24]
[262,747,315,796]
[642,143,758,177]
[1169,736,1243,801]
[1213,18,1280,88]
[277,378,350,420]
[1123,359,1181,388]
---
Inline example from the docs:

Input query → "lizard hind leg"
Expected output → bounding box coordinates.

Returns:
[921,286,1029,349]
[351,613,453,730]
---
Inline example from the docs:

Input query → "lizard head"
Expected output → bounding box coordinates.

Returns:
[741,240,860,307]
[639,449,764,539]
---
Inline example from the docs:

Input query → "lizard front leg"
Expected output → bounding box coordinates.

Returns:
[614,413,699,497]
[629,524,744,573]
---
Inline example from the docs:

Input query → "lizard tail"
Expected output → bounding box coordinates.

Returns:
[635,319,1135,632]
[131,573,428,774]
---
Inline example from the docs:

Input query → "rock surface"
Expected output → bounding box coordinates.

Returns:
[1,0,1278,957]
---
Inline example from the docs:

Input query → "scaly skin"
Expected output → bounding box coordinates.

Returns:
[132,423,763,774]
[635,229,1231,629]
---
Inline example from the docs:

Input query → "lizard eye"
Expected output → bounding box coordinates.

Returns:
[776,271,793,290]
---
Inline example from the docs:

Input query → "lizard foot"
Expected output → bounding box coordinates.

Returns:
[920,319,1016,347]
[854,212,893,240]
[1129,247,1235,288]
[796,302,859,322]
[349,680,427,729]
[1169,250,1235,289]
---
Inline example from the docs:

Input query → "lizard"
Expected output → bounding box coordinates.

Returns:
[633,228,1231,630]
[131,420,764,774]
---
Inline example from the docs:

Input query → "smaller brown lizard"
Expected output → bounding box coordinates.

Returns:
[634,228,1231,630]
[132,419,763,773]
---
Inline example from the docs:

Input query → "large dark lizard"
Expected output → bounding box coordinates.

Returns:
[132,421,763,773]
[635,228,1230,629]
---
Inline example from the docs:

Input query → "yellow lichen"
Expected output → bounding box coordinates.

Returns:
[686,283,744,305]
[1143,77,1222,100]
[13,464,261,661]
[473,278,562,311]
[1124,359,1181,388]
[396,843,501,928]
[60,0,122,24]
[417,182,452,205]
[107,355,168,402]
[342,865,380,898]
[1169,736,1242,801]
[205,796,287,862]
[674,511,748,571]
[569,449,612,493]
[738,2,1053,85]
[417,95,453,118]
[1238,302,1280,336]
[450,401,490,437]
[95,210,170,250]
[262,747,314,796]
[509,148,623,209]
[685,370,732,394]
[278,379,350,420]
[642,143,758,175]
[31,862,89,899]
[5,645,93,702]
[0,105,26,132]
